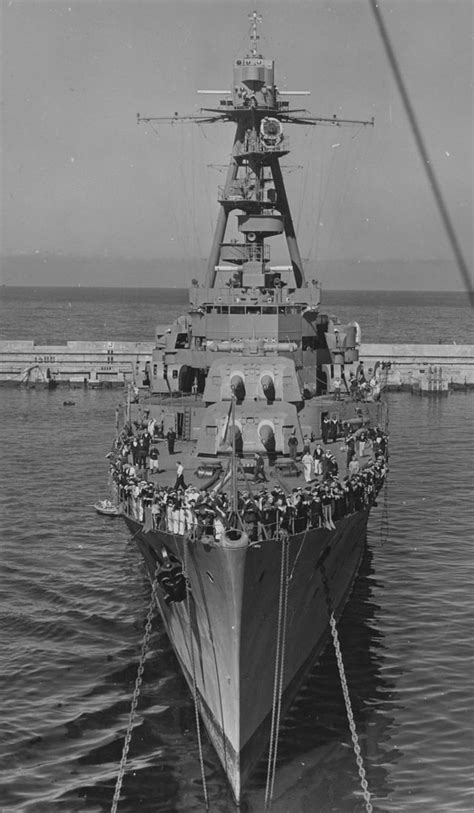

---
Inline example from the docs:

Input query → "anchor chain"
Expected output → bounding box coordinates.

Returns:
[329,614,373,813]
[321,565,373,813]
[111,563,160,813]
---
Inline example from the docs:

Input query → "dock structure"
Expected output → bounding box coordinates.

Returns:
[359,343,474,391]
[0,340,153,387]
[0,339,472,390]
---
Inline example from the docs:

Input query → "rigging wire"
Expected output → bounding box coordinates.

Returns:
[183,533,231,782]
[198,124,218,240]
[325,127,373,260]
[178,124,192,261]
[147,121,186,264]
[318,134,351,260]
[368,0,473,305]
[295,128,311,234]
[312,127,330,264]
[308,129,338,263]
[189,125,197,274]
[190,124,203,274]
[184,539,209,809]
[264,537,289,809]
[269,538,289,804]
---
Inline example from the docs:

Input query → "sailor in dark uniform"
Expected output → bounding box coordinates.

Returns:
[137,434,148,470]
[254,452,267,482]
[309,493,322,528]
[329,417,338,442]
[346,434,356,469]
[261,497,277,539]
[167,428,176,454]
[288,430,298,460]
[131,437,139,465]
[242,495,259,541]
[322,417,330,444]
[350,374,358,400]
[321,451,333,479]
[313,443,324,476]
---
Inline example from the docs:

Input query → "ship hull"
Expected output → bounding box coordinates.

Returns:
[123,508,370,801]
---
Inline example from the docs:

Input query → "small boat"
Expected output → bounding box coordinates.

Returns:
[94,500,121,517]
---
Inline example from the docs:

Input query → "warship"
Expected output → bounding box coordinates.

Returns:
[109,14,387,803]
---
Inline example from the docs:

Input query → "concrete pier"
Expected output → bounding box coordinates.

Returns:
[0,340,153,386]
[359,344,474,390]
[0,339,472,389]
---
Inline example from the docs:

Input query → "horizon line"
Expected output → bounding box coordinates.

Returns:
[0,283,467,294]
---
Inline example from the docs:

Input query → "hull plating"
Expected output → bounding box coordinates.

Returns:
[124,509,369,800]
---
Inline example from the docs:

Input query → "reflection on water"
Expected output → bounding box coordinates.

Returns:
[245,545,398,812]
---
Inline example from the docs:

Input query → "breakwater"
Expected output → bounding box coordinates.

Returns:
[0,339,472,390]
[0,340,153,387]
[359,343,474,391]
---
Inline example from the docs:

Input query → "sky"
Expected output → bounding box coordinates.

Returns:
[0,0,472,289]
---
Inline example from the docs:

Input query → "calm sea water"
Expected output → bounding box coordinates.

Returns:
[0,288,473,813]
[0,287,473,345]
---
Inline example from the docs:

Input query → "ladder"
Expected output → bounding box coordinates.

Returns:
[182,407,192,441]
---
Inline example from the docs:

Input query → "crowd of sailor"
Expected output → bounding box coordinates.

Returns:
[108,424,388,542]
[333,363,383,404]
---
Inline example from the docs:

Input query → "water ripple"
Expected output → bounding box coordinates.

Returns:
[1,377,473,811]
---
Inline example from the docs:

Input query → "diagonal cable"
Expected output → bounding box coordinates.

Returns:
[369,0,473,305]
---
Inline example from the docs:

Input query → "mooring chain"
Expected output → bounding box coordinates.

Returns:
[329,615,373,812]
[321,566,373,813]
[111,563,161,813]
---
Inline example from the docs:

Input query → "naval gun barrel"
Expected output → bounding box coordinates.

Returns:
[230,375,246,401]
[259,424,276,453]
[261,374,275,402]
